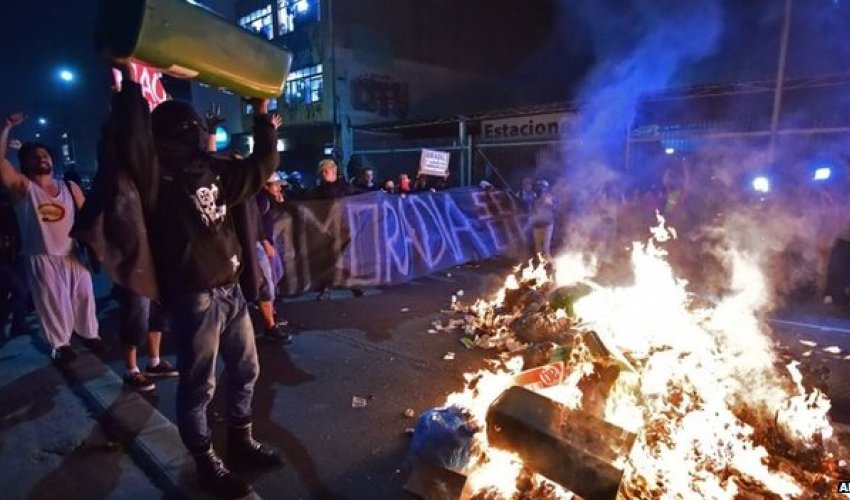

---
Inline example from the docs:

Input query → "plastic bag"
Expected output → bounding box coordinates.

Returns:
[408,406,477,471]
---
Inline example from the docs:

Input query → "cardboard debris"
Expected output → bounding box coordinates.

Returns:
[443,352,456,361]
[823,346,841,354]
[799,340,817,347]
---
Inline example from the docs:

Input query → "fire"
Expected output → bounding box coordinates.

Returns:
[439,214,844,499]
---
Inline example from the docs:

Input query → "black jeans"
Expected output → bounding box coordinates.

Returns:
[112,285,169,346]
[169,284,260,454]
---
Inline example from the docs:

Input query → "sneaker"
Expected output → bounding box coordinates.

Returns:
[145,359,179,378]
[124,372,155,392]
[265,323,292,343]
[316,287,331,301]
[52,345,77,365]
[352,286,365,297]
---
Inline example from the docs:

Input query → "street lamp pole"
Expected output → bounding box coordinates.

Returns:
[769,0,793,160]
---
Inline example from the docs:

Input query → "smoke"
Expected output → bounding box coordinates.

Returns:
[540,1,850,309]
[568,0,724,168]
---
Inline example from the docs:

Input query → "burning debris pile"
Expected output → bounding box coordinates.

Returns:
[418,217,847,499]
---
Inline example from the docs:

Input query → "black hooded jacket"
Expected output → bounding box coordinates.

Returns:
[73,81,277,302]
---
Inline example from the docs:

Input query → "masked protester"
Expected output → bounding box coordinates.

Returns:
[98,64,283,498]
[398,173,412,194]
[0,113,101,363]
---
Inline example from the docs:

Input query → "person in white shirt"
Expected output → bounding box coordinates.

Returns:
[0,112,100,363]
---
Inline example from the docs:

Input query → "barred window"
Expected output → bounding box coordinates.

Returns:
[238,5,273,40]
[284,64,323,105]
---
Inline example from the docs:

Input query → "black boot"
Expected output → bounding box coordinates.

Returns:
[227,424,283,469]
[194,448,253,498]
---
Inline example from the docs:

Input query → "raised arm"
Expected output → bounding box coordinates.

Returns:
[107,63,159,212]
[205,104,226,153]
[0,113,29,202]
[216,99,280,206]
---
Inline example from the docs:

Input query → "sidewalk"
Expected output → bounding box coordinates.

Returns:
[0,333,165,499]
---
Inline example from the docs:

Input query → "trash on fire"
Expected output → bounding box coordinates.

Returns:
[408,406,478,471]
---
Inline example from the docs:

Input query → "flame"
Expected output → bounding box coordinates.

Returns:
[441,214,841,499]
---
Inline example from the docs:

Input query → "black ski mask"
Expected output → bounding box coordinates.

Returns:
[151,100,208,163]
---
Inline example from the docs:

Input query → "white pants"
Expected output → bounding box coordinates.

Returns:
[533,224,554,258]
[24,254,99,349]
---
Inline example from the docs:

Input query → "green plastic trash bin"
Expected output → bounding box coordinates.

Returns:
[95,0,292,98]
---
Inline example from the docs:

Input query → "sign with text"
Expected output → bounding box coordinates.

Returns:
[272,188,530,295]
[112,59,168,111]
[419,149,451,177]
[480,112,576,143]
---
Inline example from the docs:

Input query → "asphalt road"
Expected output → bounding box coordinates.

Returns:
[3,257,850,499]
[92,259,514,499]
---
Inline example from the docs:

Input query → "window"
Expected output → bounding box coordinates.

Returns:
[284,64,323,105]
[276,0,320,36]
[239,5,273,40]
[276,1,294,35]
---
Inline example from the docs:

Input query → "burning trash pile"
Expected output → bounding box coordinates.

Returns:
[408,216,848,499]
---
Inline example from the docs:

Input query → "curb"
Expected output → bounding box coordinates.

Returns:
[59,350,207,499]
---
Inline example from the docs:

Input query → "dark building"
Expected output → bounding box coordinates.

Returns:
[227,0,563,186]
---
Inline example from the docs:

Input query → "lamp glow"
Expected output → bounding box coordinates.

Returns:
[752,176,770,193]
[814,167,832,181]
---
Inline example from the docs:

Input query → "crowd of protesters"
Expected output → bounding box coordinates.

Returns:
[0,58,472,497]
[4,60,850,498]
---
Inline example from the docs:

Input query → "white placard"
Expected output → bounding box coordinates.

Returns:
[419,149,450,177]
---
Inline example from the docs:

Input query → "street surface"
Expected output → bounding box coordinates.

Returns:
[1,258,849,499]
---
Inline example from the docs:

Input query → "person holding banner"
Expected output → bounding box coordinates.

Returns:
[103,62,284,497]
[311,159,361,199]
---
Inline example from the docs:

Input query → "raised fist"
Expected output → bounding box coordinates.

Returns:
[5,113,25,128]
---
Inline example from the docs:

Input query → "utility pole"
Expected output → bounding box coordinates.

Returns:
[769,0,793,161]
[328,0,339,161]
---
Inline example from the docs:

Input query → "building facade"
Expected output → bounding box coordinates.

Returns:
[228,0,555,186]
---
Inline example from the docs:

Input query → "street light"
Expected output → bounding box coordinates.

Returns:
[38,117,47,126]
[58,69,75,83]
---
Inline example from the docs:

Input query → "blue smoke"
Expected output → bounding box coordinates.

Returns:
[568,0,724,164]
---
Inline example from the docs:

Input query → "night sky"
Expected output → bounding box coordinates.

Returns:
[0,0,847,174]
[0,0,108,172]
